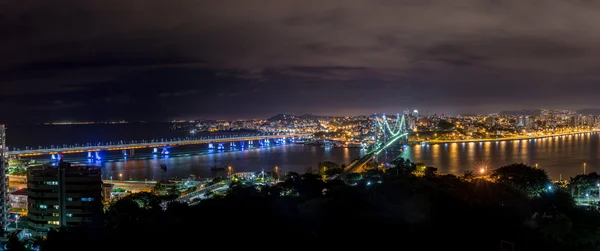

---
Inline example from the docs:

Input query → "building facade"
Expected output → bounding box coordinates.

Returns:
[27,161,103,231]
[0,125,9,235]
[8,189,27,213]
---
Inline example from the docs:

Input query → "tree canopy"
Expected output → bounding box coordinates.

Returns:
[34,162,600,251]
[491,163,551,196]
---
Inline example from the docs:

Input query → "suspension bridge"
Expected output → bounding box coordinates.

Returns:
[338,113,408,178]
[6,133,313,159]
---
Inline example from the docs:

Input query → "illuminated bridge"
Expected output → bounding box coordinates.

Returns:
[6,133,313,158]
[338,114,408,178]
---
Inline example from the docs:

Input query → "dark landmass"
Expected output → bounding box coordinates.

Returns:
[25,161,600,251]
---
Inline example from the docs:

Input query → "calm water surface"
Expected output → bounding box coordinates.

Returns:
[401,132,600,180]
[6,124,600,180]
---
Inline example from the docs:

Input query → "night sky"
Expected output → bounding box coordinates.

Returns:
[2,0,600,123]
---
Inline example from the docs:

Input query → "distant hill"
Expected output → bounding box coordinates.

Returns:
[577,109,600,115]
[267,113,335,121]
[266,114,297,121]
[298,114,332,120]
[499,109,542,116]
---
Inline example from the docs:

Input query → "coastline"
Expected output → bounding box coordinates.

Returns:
[418,130,600,144]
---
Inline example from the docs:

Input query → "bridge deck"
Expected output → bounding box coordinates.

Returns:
[338,132,408,179]
[8,133,312,157]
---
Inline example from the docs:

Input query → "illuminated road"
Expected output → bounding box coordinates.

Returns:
[422,130,599,144]
[8,175,155,192]
[7,133,313,157]
[338,132,408,178]
[103,180,156,192]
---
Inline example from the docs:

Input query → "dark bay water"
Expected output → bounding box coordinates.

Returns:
[5,124,600,180]
[401,132,600,180]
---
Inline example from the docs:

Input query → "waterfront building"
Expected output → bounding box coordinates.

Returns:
[27,161,103,232]
[0,125,9,235]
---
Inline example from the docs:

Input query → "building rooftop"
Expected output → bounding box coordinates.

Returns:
[27,161,101,177]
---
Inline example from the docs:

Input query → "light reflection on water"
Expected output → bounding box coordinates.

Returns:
[33,132,600,181]
[55,144,365,180]
[401,132,600,180]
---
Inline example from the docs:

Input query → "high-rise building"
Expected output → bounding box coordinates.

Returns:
[0,125,9,235]
[27,161,103,232]
[412,109,419,119]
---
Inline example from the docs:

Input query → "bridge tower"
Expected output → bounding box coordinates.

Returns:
[372,113,407,164]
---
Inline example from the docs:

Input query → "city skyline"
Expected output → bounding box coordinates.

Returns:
[4,1,600,123]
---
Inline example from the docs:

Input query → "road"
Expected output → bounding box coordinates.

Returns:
[337,132,408,179]
[7,175,155,192]
[103,180,156,192]
[8,133,313,157]
[421,130,599,144]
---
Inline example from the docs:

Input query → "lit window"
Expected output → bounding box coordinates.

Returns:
[67,197,72,201]
[66,213,73,217]
[52,213,59,217]
[47,221,59,225]
[39,205,47,209]
[54,205,59,209]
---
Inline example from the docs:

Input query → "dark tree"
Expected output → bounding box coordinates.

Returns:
[491,163,550,196]
[5,233,25,251]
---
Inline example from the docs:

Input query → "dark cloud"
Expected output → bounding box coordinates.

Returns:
[2,0,600,122]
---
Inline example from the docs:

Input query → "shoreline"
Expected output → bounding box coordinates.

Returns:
[418,130,600,144]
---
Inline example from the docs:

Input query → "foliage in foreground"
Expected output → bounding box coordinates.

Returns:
[35,162,600,251]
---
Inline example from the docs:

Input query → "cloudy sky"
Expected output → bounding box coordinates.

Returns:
[2,0,600,122]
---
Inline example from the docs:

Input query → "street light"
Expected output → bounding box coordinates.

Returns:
[586,193,590,204]
[119,173,123,181]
